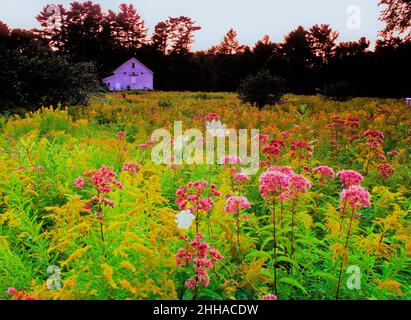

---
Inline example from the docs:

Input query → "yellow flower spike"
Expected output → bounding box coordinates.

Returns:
[124,232,144,242]
[120,261,136,272]
[47,241,68,253]
[376,280,404,296]
[61,246,89,267]
[128,243,151,256]
[120,279,137,295]
[101,263,118,289]
[118,247,129,258]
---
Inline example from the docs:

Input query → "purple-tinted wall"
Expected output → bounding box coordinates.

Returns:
[103,58,154,91]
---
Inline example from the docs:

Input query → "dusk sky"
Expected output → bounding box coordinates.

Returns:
[0,0,386,50]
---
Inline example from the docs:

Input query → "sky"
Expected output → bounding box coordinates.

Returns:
[0,0,386,50]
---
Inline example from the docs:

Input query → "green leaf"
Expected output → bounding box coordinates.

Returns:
[309,272,337,283]
[280,277,307,295]
[197,288,223,300]
[261,236,273,251]
[276,256,300,270]
[245,251,271,260]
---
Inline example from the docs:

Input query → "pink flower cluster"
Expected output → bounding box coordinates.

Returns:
[139,140,155,150]
[117,131,126,140]
[363,130,384,147]
[313,165,335,184]
[259,166,312,201]
[74,166,123,214]
[268,166,295,175]
[262,139,286,165]
[6,287,36,300]
[336,170,364,187]
[233,171,250,183]
[205,113,219,121]
[290,140,313,160]
[122,162,141,175]
[176,181,220,212]
[219,155,250,186]
[346,117,361,142]
[282,173,312,200]
[377,163,395,179]
[330,115,346,127]
[74,177,85,189]
[328,115,361,147]
[87,166,124,193]
[336,169,371,213]
[340,185,371,210]
[220,155,241,165]
[224,196,251,214]
[259,169,290,199]
[15,164,44,172]
[176,234,224,289]
[166,155,180,169]
[280,131,289,139]
[252,134,269,145]
[262,294,278,300]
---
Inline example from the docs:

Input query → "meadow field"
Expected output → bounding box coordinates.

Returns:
[0,91,410,300]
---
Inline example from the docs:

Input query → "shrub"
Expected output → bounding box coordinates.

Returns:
[322,81,356,101]
[0,51,99,112]
[193,93,224,100]
[158,99,173,108]
[238,70,284,110]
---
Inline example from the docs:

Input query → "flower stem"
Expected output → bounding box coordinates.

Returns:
[100,220,105,242]
[236,208,241,259]
[272,196,278,295]
[336,207,355,300]
[290,198,297,261]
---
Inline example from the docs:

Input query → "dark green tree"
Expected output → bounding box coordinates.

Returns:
[308,24,339,64]
[379,0,411,41]
[238,70,284,110]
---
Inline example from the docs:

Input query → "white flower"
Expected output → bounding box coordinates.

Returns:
[175,210,196,230]
[206,120,229,137]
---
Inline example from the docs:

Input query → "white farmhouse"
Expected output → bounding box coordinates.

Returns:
[103,57,154,91]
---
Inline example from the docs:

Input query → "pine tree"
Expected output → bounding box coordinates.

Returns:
[112,4,147,48]
[168,16,201,54]
[308,24,339,63]
[215,28,245,55]
[151,21,169,53]
[379,0,411,41]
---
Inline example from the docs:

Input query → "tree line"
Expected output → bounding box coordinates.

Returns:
[0,0,410,110]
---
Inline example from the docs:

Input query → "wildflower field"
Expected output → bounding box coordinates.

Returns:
[0,91,410,300]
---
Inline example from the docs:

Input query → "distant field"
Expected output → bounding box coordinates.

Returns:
[0,92,409,300]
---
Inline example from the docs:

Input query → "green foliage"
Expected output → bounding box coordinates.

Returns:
[0,92,409,301]
[0,52,99,111]
[238,70,284,110]
[158,99,173,108]
[322,81,356,101]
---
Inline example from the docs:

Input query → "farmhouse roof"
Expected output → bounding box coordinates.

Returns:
[103,57,154,81]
